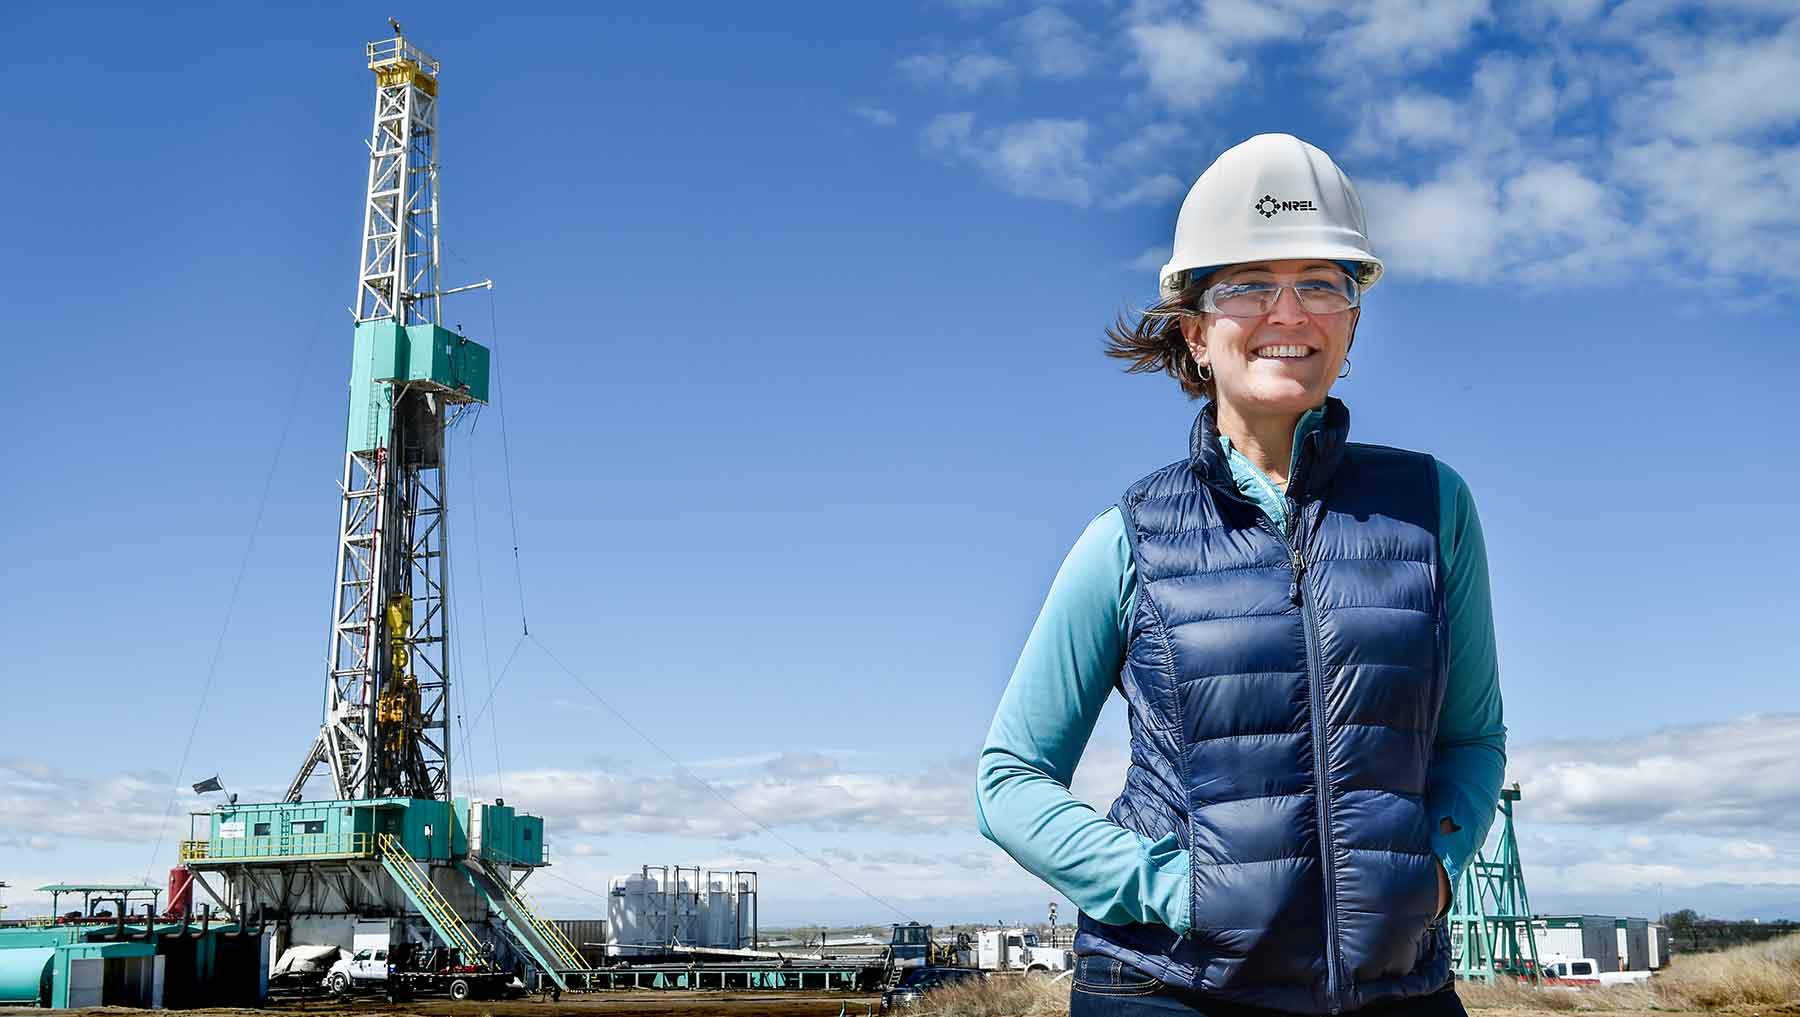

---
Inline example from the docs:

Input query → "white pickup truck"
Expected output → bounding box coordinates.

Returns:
[1542,956,1652,986]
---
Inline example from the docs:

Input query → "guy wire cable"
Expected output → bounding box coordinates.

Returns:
[466,428,508,800]
[462,268,915,923]
[486,287,529,637]
[530,635,917,924]
[142,303,331,882]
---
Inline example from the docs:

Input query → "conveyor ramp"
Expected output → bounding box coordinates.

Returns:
[376,834,487,964]
[458,856,584,991]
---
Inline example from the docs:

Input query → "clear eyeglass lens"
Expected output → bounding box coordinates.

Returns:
[1206,277,1359,316]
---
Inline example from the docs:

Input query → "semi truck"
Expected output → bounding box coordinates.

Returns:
[954,928,1073,976]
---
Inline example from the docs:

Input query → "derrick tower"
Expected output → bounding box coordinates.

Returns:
[286,28,490,803]
[177,33,583,994]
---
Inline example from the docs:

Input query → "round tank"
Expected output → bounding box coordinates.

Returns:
[704,884,728,947]
[168,865,195,918]
[608,874,651,955]
[0,948,54,1006]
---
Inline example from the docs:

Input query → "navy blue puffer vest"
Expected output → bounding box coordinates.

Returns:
[1073,399,1450,1013]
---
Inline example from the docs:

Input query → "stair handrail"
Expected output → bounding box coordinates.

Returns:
[474,850,587,971]
[491,860,587,970]
[378,833,487,963]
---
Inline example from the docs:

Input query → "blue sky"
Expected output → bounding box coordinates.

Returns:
[2,0,1798,927]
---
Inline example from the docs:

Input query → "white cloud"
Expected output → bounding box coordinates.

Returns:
[0,757,221,850]
[1124,21,1248,111]
[850,105,898,128]
[1724,840,1777,861]
[1126,245,1170,273]
[1615,138,1800,283]
[923,113,1097,206]
[1519,0,1609,24]
[898,0,1797,291]
[1624,18,1800,142]
[1506,714,1800,833]
[1106,122,1189,170]
[762,752,842,779]
[1358,168,1505,281]
[469,754,978,841]
[1105,173,1186,208]
[1352,93,1471,154]
[1011,6,1097,78]
[1329,0,1492,71]
[899,51,1019,91]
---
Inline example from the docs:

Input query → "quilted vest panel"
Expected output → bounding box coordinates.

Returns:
[1073,400,1450,1013]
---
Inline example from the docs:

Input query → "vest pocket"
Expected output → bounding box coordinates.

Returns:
[1073,954,1165,996]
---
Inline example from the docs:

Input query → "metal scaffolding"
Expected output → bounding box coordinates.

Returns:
[1450,784,1541,984]
[287,30,475,804]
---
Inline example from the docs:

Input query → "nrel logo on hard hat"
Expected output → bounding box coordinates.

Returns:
[1253,194,1318,219]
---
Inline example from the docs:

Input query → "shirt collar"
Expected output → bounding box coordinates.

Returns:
[1191,398,1350,503]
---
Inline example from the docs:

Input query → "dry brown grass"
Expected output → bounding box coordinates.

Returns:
[894,935,1800,1015]
[1455,977,1660,1011]
[907,973,1072,1017]
[1652,933,1800,1010]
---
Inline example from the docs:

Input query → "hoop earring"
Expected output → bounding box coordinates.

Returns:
[1196,361,1213,382]
[1337,357,1351,380]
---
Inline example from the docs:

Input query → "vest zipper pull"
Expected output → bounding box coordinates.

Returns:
[1289,548,1306,603]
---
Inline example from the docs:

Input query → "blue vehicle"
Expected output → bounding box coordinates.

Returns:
[887,922,936,969]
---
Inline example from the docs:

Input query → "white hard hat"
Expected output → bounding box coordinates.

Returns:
[1159,133,1383,298]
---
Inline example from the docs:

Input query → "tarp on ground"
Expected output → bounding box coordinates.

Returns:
[272,944,341,978]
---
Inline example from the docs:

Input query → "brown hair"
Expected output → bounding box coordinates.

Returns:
[1103,277,1212,401]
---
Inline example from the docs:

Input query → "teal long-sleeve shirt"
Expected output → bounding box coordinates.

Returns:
[974,414,1507,935]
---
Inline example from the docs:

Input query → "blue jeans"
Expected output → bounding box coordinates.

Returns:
[1068,956,1468,1017]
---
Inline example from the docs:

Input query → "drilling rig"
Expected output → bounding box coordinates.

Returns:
[175,28,588,995]
[284,25,477,809]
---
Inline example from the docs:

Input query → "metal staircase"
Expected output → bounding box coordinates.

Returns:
[458,855,583,991]
[377,833,487,964]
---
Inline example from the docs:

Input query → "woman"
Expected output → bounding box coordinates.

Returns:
[975,134,1506,1016]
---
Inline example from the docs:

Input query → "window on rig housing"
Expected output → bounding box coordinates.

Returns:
[253,823,271,836]
[293,820,327,835]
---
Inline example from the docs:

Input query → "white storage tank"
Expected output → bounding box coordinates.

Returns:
[608,865,756,954]
[706,880,731,946]
[736,876,757,948]
[606,873,653,957]
[671,873,698,945]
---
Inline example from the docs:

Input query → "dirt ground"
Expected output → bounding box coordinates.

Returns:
[0,998,1704,1017]
[0,990,884,1017]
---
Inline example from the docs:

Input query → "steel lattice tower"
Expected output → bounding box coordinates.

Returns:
[1450,785,1541,984]
[286,30,489,804]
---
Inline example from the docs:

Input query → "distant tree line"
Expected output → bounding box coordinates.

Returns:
[1661,909,1800,953]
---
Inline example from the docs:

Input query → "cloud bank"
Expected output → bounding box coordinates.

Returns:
[897,1,1800,287]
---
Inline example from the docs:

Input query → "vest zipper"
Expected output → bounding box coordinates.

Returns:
[1295,543,1343,1014]
[1208,428,1344,1010]
[1259,507,1343,1014]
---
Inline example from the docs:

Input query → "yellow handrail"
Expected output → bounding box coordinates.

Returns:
[474,852,585,970]
[496,872,585,969]
[378,834,486,963]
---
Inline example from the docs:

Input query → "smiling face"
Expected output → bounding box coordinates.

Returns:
[1180,259,1359,423]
